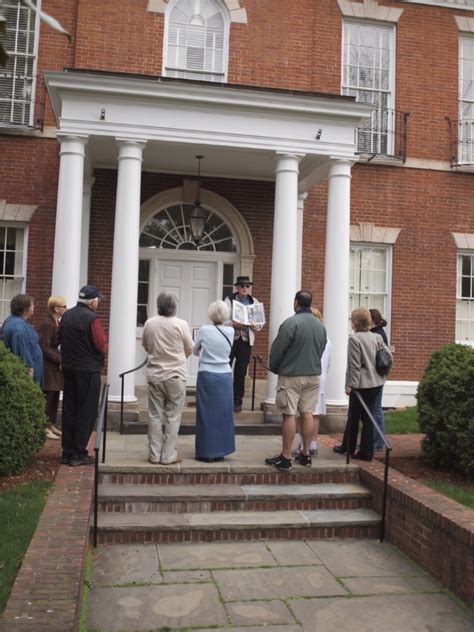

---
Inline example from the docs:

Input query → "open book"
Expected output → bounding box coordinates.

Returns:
[232,301,266,326]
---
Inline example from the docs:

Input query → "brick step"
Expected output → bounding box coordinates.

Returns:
[95,508,381,544]
[98,482,372,513]
[98,463,360,486]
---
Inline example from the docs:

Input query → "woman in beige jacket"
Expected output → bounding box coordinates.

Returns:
[333,307,392,461]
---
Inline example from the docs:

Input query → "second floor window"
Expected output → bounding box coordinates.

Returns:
[163,0,229,82]
[0,0,40,126]
[342,21,395,156]
[459,35,474,165]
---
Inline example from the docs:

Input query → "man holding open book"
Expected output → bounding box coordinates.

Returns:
[224,276,265,413]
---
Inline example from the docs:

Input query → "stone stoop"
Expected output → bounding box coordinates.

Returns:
[95,464,381,544]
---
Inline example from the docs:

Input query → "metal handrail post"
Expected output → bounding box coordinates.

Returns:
[251,356,257,411]
[380,447,391,542]
[102,396,108,464]
[93,447,99,548]
[120,375,124,436]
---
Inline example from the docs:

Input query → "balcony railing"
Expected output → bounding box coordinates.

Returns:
[447,118,474,167]
[355,108,409,163]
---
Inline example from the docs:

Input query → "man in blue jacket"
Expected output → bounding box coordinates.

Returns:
[265,290,327,471]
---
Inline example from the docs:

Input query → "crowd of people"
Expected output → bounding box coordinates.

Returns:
[1,275,391,470]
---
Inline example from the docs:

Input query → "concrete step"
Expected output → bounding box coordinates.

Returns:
[98,482,372,513]
[98,463,361,486]
[122,419,281,435]
[95,508,381,544]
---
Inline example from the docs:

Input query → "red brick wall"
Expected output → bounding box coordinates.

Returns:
[360,462,474,609]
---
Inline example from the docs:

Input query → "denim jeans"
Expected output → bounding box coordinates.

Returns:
[373,386,385,449]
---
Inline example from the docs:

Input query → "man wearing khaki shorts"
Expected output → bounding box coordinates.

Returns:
[265,290,327,471]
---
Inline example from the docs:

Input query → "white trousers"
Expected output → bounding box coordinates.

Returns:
[147,377,186,464]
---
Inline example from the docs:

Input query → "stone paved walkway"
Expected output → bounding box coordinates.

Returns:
[87,539,473,631]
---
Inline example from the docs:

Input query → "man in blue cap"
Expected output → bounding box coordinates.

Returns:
[59,285,108,466]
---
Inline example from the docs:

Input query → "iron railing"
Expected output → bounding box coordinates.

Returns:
[356,108,409,162]
[447,118,474,167]
[92,383,110,549]
[345,390,392,543]
[119,358,147,434]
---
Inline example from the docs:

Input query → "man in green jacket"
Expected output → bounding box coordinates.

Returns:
[265,290,327,471]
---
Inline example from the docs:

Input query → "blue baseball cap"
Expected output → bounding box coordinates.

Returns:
[79,285,104,300]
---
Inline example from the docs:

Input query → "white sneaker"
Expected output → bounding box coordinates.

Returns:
[46,428,60,440]
[309,442,318,457]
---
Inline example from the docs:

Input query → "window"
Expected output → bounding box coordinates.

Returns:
[349,245,391,334]
[459,36,474,164]
[456,253,474,344]
[342,21,395,155]
[137,259,150,326]
[222,263,234,300]
[0,224,26,322]
[0,0,40,126]
[163,0,229,82]
[140,204,236,252]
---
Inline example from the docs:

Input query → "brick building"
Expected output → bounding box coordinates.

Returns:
[0,0,473,408]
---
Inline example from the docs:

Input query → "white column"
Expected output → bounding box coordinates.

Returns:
[80,176,95,287]
[296,192,307,288]
[51,135,87,308]
[108,140,146,401]
[266,153,303,403]
[323,159,353,406]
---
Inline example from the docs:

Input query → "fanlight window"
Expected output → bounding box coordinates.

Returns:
[140,204,236,252]
[164,0,228,82]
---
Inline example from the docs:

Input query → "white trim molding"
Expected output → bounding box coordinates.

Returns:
[147,0,247,24]
[399,0,474,11]
[0,200,37,222]
[455,15,474,30]
[337,0,404,22]
[452,232,474,248]
[351,222,401,244]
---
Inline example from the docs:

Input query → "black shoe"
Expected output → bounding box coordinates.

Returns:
[295,452,312,467]
[233,405,242,413]
[195,456,214,463]
[333,445,346,454]
[265,454,292,471]
[69,455,95,467]
[60,455,70,465]
[353,452,373,462]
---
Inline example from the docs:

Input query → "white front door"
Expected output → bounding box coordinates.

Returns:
[136,258,217,387]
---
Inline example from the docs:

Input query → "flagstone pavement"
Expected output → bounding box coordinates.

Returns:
[88,539,474,631]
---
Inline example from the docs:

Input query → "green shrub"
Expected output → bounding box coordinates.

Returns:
[0,342,47,476]
[417,343,474,479]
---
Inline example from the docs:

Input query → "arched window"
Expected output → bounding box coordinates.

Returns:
[163,0,229,82]
[140,204,237,252]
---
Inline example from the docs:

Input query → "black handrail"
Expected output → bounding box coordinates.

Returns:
[93,383,110,549]
[118,358,147,435]
[346,389,392,543]
[251,356,258,411]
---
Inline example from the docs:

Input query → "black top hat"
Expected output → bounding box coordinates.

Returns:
[234,276,253,286]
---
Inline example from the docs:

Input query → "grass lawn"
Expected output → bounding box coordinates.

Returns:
[421,479,474,510]
[384,406,420,434]
[0,481,52,614]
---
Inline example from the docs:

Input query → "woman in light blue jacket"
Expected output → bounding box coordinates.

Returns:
[193,301,235,462]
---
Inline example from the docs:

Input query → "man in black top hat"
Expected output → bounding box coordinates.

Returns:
[224,276,264,413]
[59,285,108,466]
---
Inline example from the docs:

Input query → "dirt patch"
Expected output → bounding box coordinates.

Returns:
[0,439,62,491]
[385,456,474,492]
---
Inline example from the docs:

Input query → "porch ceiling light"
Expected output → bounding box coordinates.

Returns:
[190,155,207,245]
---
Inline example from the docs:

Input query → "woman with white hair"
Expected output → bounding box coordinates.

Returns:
[193,300,235,462]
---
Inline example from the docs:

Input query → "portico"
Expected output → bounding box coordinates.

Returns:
[45,71,371,405]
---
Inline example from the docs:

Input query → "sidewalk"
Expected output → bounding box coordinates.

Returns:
[88,538,473,631]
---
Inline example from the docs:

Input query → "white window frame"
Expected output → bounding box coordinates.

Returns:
[456,250,474,346]
[349,243,392,340]
[459,34,474,165]
[342,19,396,156]
[0,222,28,322]
[0,0,42,127]
[162,0,230,83]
